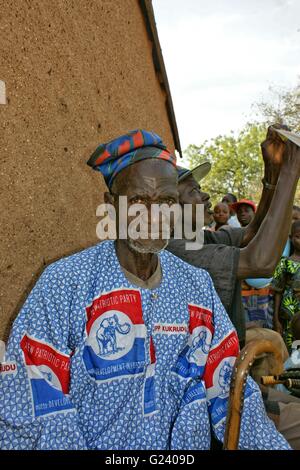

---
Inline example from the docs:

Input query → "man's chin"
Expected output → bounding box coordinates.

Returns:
[128,238,169,254]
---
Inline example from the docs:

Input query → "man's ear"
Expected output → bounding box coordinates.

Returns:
[104,191,114,205]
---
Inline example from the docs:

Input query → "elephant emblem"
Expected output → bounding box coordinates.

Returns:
[187,329,210,362]
[218,361,232,395]
[96,314,131,357]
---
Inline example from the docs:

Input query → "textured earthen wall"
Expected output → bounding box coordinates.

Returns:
[0,0,175,339]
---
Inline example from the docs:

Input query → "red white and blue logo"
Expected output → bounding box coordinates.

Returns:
[172,304,214,379]
[20,334,74,417]
[83,288,147,382]
[204,330,239,427]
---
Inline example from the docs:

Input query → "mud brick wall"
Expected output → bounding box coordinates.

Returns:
[0,0,175,339]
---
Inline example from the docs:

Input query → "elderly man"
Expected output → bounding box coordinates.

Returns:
[0,130,289,450]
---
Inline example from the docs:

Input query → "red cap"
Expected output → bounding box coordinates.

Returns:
[230,199,256,213]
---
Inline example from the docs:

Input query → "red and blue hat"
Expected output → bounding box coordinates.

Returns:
[87,129,176,189]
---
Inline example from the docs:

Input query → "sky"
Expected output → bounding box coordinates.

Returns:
[152,0,300,152]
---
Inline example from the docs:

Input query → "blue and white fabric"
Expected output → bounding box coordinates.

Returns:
[0,241,290,450]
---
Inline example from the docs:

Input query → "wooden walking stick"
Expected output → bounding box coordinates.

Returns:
[223,339,284,450]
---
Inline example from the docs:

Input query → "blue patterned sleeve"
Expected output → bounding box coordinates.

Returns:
[204,276,291,450]
[0,266,87,450]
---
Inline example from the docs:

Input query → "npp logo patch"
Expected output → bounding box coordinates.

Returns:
[204,331,239,427]
[83,288,147,382]
[172,304,214,379]
[20,334,74,417]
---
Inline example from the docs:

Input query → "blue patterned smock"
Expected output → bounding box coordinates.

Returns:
[0,241,290,450]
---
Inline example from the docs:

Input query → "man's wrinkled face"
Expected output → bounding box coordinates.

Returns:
[178,175,213,228]
[236,204,255,227]
[111,159,179,253]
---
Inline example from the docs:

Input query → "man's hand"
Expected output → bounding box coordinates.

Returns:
[260,124,290,184]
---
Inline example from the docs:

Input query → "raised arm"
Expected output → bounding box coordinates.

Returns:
[238,139,300,279]
[241,125,289,248]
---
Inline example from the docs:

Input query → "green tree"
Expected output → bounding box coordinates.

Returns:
[185,123,267,203]
[254,82,300,205]
[255,81,300,132]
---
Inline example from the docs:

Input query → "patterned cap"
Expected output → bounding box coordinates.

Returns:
[87,129,176,189]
